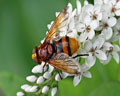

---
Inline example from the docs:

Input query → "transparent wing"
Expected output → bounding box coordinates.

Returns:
[44,7,69,43]
[48,53,81,75]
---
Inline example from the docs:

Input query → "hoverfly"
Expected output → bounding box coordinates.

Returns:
[32,7,88,75]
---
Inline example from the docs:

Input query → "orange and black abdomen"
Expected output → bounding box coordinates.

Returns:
[53,36,80,56]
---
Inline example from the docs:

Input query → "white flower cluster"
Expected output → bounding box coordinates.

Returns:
[17,62,63,96]
[73,0,120,86]
[17,0,120,96]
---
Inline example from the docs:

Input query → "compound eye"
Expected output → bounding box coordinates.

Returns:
[39,49,48,58]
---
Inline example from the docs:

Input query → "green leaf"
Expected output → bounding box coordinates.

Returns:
[0,71,26,96]
[89,82,120,96]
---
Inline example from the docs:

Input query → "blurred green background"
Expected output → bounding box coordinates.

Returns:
[0,0,120,96]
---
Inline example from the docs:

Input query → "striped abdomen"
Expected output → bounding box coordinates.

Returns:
[53,36,80,56]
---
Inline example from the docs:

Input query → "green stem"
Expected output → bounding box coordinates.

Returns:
[35,70,57,96]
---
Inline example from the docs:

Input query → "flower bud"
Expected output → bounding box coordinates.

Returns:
[24,85,32,92]
[62,72,69,78]
[26,75,37,82]
[29,86,38,92]
[21,84,29,90]
[42,86,49,94]
[48,65,54,73]
[55,74,61,81]
[43,72,51,79]
[16,91,24,96]
[51,87,57,96]
[36,76,44,84]
[32,65,43,73]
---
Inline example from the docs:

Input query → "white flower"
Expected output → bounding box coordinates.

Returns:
[77,22,96,42]
[109,0,120,16]
[111,18,120,42]
[29,86,38,92]
[101,43,120,64]
[83,4,102,28]
[98,16,117,40]
[73,64,92,86]
[36,76,45,84]
[17,92,24,96]
[84,37,107,67]
[26,75,37,83]
[42,86,49,94]
[51,87,57,96]
[43,71,51,79]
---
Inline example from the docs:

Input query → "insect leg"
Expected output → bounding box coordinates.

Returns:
[42,62,47,72]
[72,54,89,59]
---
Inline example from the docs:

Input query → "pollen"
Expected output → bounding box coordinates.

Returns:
[32,53,37,59]
[109,47,113,52]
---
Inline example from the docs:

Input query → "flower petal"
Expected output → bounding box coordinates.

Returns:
[90,20,99,29]
[79,32,88,42]
[88,30,95,39]
[95,50,107,60]
[83,15,91,25]
[76,23,85,32]
[103,42,113,50]
[112,52,119,63]
[113,45,120,52]
[84,40,93,52]
[115,9,120,16]
[93,37,105,49]
[73,76,81,86]
[102,27,113,40]
[86,56,96,67]
[83,71,92,78]
[115,1,120,9]
[76,0,81,14]
[101,54,112,64]
[97,12,102,20]
[67,3,72,14]
[108,17,117,27]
